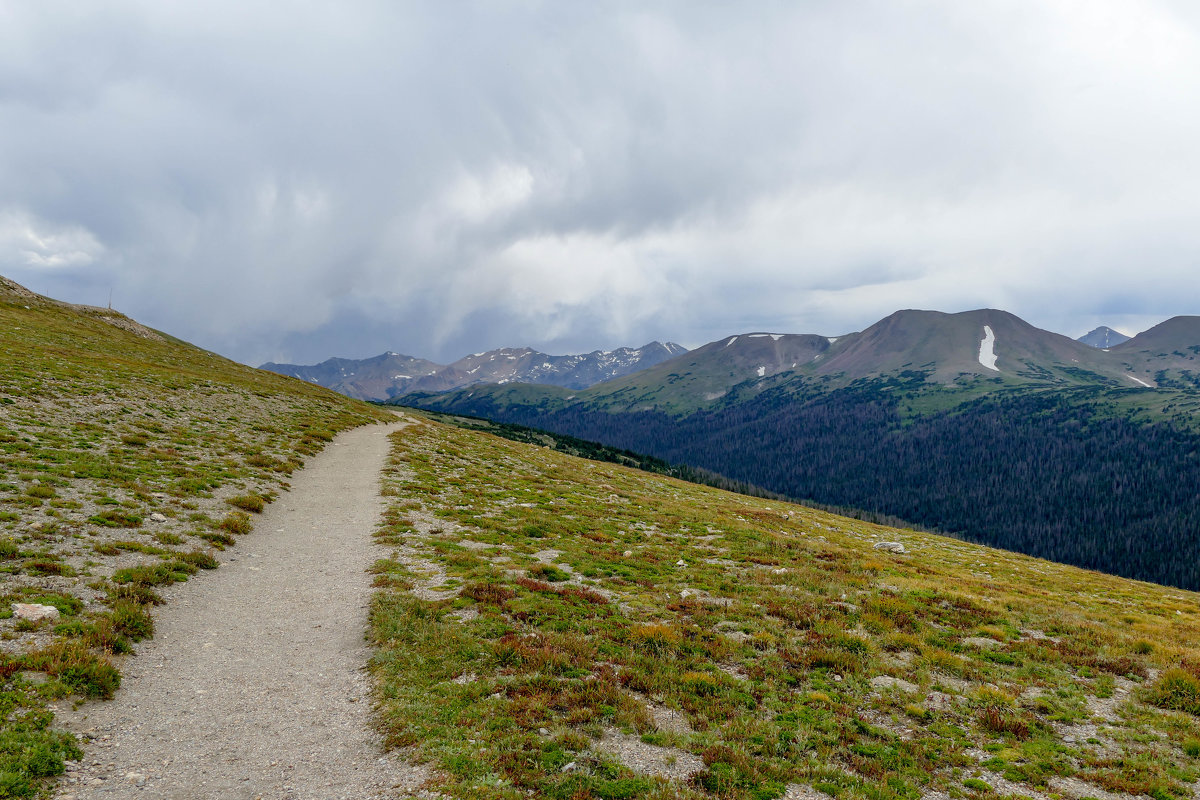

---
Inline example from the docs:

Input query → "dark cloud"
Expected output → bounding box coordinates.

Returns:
[3,1,1199,364]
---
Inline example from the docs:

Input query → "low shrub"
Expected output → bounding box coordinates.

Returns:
[226,494,265,513]
[196,531,235,548]
[87,509,142,528]
[176,549,219,570]
[108,583,163,606]
[110,600,154,641]
[24,641,120,699]
[463,582,516,605]
[219,512,253,535]
[1145,668,1200,715]
[112,561,193,587]
[528,563,570,582]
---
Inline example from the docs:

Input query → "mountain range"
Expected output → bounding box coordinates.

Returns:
[397,308,1200,590]
[260,341,686,401]
[402,309,1199,415]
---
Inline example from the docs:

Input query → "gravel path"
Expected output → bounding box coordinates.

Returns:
[53,421,427,800]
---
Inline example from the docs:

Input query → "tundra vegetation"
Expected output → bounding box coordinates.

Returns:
[371,416,1200,800]
[0,277,389,797]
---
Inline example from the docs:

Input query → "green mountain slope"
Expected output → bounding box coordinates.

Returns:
[0,275,390,796]
[370,414,1200,800]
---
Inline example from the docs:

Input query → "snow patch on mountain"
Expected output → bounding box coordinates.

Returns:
[1127,375,1153,388]
[978,326,999,371]
[757,365,766,377]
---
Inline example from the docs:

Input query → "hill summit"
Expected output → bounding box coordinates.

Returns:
[1077,325,1131,348]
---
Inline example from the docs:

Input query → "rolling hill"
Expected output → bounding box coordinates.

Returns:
[370,412,1200,800]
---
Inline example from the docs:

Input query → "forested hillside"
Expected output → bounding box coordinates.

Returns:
[402,380,1200,590]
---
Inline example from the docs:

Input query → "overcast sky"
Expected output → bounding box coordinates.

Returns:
[3,1,1200,365]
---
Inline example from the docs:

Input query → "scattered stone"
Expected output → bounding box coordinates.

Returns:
[595,727,705,780]
[622,550,632,557]
[870,676,919,693]
[783,784,834,800]
[149,512,168,523]
[13,603,60,622]
[873,541,906,554]
[925,691,956,710]
[561,761,577,773]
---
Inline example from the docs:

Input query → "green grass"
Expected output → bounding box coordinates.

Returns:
[369,416,1200,800]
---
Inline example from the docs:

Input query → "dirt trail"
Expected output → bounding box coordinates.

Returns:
[53,421,425,800]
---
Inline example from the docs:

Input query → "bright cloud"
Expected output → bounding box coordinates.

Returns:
[1,1,1198,364]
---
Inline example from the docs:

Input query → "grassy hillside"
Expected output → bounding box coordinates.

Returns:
[0,276,390,796]
[370,415,1200,800]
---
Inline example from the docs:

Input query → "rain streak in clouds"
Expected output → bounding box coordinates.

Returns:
[3,1,1200,365]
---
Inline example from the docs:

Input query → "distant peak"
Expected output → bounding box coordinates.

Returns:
[1078,326,1130,349]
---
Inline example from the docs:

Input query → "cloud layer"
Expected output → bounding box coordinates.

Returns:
[3,1,1199,364]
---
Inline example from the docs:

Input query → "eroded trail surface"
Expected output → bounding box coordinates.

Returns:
[54,421,424,800]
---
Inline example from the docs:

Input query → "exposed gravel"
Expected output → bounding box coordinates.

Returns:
[51,421,429,800]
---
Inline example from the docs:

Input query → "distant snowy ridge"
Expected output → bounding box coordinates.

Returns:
[261,341,688,401]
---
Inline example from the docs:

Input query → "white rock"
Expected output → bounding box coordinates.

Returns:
[149,512,168,523]
[675,559,687,567]
[872,541,906,554]
[13,603,60,622]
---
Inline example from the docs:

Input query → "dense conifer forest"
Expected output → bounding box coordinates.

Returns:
[403,382,1200,590]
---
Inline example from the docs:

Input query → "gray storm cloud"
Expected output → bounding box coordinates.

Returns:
[2,1,1199,364]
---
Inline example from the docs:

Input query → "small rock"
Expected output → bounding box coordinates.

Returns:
[870,676,920,693]
[18,670,49,685]
[13,603,60,622]
[561,761,577,773]
[675,559,687,567]
[124,772,146,786]
[872,541,906,554]
[148,512,168,523]
[622,550,632,557]
[538,727,549,736]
